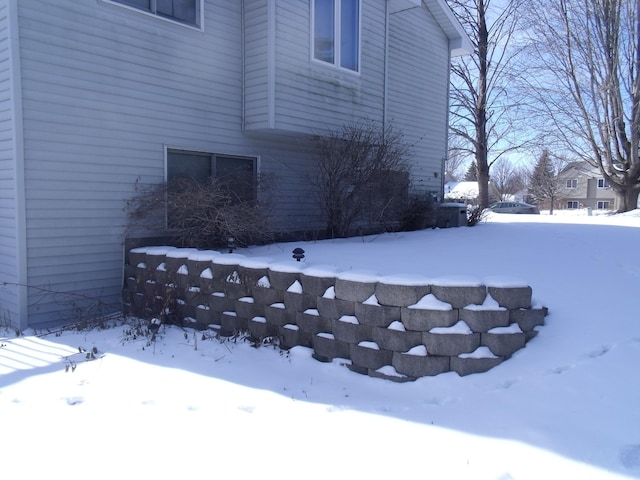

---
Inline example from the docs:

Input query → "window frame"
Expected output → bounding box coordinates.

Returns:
[102,0,203,30]
[567,201,579,209]
[566,179,577,189]
[597,178,610,189]
[312,0,361,73]
[597,201,610,209]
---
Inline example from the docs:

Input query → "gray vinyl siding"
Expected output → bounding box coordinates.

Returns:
[10,0,457,327]
[245,0,386,134]
[387,7,450,196]
[0,0,21,327]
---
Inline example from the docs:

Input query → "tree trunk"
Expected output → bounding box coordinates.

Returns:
[619,187,640,213]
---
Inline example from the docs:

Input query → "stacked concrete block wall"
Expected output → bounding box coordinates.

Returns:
[123,247,548,381]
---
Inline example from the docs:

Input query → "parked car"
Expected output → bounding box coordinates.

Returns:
[488,201,540,214]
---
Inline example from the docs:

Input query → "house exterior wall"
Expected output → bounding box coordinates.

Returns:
[5,0,464,328]
[0,0,26,329]
[244,0,386,134]
[387,6,450,196]
[559,163,617,210]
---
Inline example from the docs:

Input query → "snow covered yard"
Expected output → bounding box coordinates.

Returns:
[1,211,639,480]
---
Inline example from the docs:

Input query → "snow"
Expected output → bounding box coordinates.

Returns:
[409,293,453,310]
[459,346,499,359]
[430,320,474,335]
[2,211,640,479]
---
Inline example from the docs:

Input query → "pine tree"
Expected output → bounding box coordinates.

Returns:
[529,149,561,214]
[464,161,478,181]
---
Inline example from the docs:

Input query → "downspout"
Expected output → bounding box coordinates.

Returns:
[8,0,28,331]
[241,0,245,131]
[383,0,389,131]
[442,43,452,202]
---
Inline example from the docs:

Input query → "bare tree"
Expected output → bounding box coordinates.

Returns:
[309,122,410,238]
[523,0,640,212]
[447,0,529,209]
[446,134,472,180]
[491,157,528,201]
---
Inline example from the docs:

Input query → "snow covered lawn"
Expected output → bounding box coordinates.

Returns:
[1,211,639,479]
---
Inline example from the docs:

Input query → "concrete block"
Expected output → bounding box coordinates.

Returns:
[252,286,282,306]
[375,282,431,307]
[278,324,300,349]
[312,333,350,360]
[450,356,503,376]
[264,303,294,327]
[128,249,147,267]
[510,307,546,332]
[459,308,510,332]
[145,252,166,271]
[224,282,249,300]
[195,305,213,328]
[317,296,355,320]
[481,332,526,357]
[335,277,377,303]
[422,332,480,356]
[392,352,450,377]
[371,326,422,352]
[488,286,532,309]
[431,285,487,309]
[332,317,371,344]
[296,310,331,335]
[349,343,393,370]
[235,298,257,319]
[401,307,458,331]
[283,291,316,312]
[268,270,301,291]
[247,316,269,340]
[237,264,271,287]
[153,269,167,285]
[300,273,336,297]
[208,292,234,313]
[355,303,401,328]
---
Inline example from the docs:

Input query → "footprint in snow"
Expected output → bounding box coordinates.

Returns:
[66,396,84,406]
[238,405,255,413]
[588,344,611,358]
[548,365,571,375]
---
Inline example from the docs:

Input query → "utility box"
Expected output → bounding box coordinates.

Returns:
[437,203,468,228]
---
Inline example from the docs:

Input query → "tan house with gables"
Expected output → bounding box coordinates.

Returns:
[558,162,617,211]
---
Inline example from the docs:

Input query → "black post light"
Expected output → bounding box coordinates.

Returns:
[227,237,236,253]
[292,247,305,262]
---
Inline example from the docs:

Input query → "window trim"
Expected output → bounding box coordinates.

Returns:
[566,179,577,189]
[597,201,610,209]
[311,0,361,73]
[597,178,610,189]
[102,0,204,31]
[567,201,579,209]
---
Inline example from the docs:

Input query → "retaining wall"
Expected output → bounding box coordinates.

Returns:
[122,246,547,381]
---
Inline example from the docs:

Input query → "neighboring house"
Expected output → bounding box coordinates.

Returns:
[0,0,470,330]
[557,162,617,211]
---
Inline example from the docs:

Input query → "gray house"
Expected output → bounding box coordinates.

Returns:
[558,162,617,211]
[0,0,470,330]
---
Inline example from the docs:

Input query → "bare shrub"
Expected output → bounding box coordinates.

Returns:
[466,205,488,226]
[125,175,274,249]
[400,195,438,231]
[309,121,410,238]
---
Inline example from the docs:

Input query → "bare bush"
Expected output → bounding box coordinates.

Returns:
[125,175,274,249]
[309,121,410,238]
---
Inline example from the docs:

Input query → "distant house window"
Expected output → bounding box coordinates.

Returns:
[167,149,257,203]
[597,178,610,188]
[567,201,579,209]
[107,0,201,28]
[597,201,610,209]
[313,0,360,72]
[566,179,577,189]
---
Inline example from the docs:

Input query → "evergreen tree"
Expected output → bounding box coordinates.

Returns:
[529,149,562,214]
[464,161,478,181]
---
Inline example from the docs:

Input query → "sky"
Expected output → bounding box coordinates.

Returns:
[1,210,639,480]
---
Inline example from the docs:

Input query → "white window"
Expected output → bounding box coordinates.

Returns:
[566,179,577,189]
[567,201,579,209]
[597,201,610,209]
[107,0,201,28]
[597,178,610,188]
[313,0,360,72]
